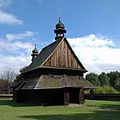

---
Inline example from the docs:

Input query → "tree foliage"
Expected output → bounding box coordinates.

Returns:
[99,72,110,86]
[94,86,119,94]
[86,73,100,86]
[107,71,120,88]
[86,71,120,92]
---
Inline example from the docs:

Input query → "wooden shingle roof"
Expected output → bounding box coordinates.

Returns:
[14,75,94,90]
[27,39,62,71]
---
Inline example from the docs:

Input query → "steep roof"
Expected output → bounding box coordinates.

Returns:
[27,39,62,71]
[13,75,94,90]
[27,37,87,72]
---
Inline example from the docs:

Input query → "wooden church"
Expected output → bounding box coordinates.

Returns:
[13,19,94,105]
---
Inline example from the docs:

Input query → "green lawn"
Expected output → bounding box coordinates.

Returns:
[0,100,120,120]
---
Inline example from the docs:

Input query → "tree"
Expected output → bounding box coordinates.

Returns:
[98,72,110,86]
[0,79,11,94]
[0,69,17,81]
[0,69,17,94]
[107,71,120,88]
[86,73,100,86]
[114,78,120,91]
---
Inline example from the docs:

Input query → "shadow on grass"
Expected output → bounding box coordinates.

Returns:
[98,104,120,111]
[0,100,120,120]
[20,111,120,120]
[0,100,39,107]
[86,101,120,111]
[20,114,94,120]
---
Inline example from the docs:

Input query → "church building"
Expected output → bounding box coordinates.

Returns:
[13,19,94,105]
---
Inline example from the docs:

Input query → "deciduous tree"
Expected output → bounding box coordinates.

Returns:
[86,73,100,86]
[99,72,110,86]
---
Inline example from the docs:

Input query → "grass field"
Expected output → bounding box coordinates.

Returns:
[0,100,120,120]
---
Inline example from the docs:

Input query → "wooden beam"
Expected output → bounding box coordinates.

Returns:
[64,88,69,105]
[79,89,84,104]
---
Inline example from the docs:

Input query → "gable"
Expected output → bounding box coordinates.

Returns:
[42,38,85,70]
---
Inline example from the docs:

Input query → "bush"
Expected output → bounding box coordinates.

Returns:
[94,85,120,94]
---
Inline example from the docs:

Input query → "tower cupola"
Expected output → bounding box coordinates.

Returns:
[31,44,39,61]
[54,17,66,40]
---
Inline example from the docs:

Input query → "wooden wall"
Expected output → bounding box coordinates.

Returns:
[13,88,84,105]
[14,89,64,105]
[44,39,82,69]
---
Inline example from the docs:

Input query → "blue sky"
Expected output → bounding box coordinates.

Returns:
[0,0,120,74]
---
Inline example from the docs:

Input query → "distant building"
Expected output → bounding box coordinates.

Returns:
[13,19,94,105]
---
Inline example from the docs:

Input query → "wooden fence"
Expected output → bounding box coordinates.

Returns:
[85,94,120,101]
[0,94,13,99]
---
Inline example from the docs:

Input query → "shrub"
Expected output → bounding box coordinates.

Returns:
[94,85,120,94]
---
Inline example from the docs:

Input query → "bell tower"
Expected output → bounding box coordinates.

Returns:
[54,17,66,40]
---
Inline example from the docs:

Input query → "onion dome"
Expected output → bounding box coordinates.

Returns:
[54,17,66,40]
[56,18,65,30]
[31,44,39,61]
[32,47,38,53]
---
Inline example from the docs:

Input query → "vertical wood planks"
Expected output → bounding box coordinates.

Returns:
[43,39,82,69]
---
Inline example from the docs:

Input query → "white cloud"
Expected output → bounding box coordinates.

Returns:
[0,54,31,74]
[68,34,120,74]
[0,33,120,75]
[0,11,23,25]
[0,0,12,8]
[0,40,33,53]
[6,31,34,41]
[0,32,35,74]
